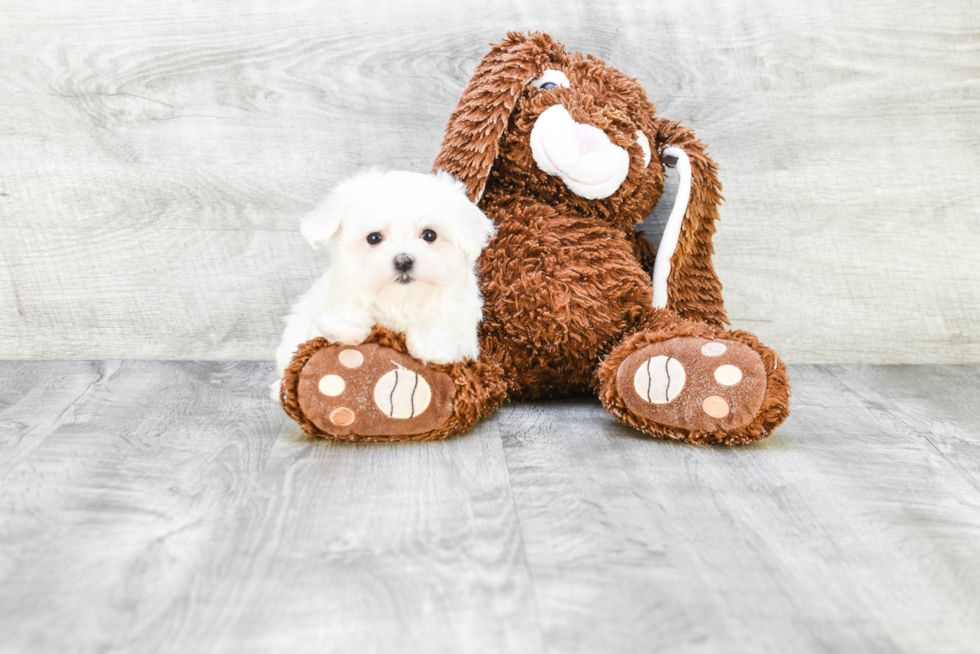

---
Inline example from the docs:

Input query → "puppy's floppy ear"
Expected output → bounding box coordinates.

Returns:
[435,170,496,261]
[299,193,345,248]
[433,32,563,203]
[300,170,381,248]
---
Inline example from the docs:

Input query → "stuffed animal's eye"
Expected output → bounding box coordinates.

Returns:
[421,229,437,243]
[367,232,383,245]
[530,69,570,90]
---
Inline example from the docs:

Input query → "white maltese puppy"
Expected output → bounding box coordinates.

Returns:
[274,169,495,388]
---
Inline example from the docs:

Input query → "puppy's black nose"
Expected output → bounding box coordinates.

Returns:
[393,253,414,273]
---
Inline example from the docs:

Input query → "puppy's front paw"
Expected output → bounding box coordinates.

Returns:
[406,330,474,365]
[316,312,372,346]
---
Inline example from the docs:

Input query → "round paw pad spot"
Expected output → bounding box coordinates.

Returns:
[702,396,730,418]
[318,374,345,396]
[374,367,432,419]
[701,342,727,357]
[714,365,743,386]
[329,407,355,426]
[338,349,364,368]
[632,355,686,404]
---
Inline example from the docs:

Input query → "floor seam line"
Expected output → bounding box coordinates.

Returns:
[824,364,980,497]
[493,413,550,654]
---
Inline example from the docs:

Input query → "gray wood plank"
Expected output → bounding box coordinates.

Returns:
[497,364,980,653]
[3,361,980,653]
[166,419,544,654]
[825,364,980,494]
[0,1,978,362]
[0,360,283,654]
[0,361,104,477]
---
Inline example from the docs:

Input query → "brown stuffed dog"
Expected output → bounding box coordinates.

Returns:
[281,32,790,445]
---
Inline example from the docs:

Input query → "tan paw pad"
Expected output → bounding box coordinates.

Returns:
[632,355,686,404]
[329,407,356,426]
[318,374,346,396]
[374,367,432,419]
[338,349,364,368]
[701,342,727,357]
[702,396,730,418]
[713,365,742,386]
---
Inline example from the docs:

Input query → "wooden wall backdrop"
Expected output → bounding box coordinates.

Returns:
[1,0,977,362]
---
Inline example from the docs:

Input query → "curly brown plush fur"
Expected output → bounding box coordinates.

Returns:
[287,31,790,445]
[435,32,728,328]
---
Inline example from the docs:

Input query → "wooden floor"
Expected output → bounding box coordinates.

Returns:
[1,362,979,653]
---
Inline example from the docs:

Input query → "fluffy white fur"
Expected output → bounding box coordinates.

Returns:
[274,169,495,387]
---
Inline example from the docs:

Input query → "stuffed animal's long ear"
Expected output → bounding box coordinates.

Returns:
[433,32,561,203]
[652,119,729,329]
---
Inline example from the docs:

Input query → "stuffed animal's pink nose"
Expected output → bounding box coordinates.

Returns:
[574,123,610,154]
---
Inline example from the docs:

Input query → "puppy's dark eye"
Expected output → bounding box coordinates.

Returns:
[367,232,383,245]
[540,82,557,90]
[421,229,437,243]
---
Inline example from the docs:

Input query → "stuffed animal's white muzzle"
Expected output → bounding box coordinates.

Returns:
[529,104,631,200]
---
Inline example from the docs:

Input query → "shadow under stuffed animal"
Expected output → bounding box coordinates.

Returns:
[281,32,790,445]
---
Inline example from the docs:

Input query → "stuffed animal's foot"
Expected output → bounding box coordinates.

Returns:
[617,336,766,431]
[280,327,506,442]
[599,331,790,445]
[284,341,456,439]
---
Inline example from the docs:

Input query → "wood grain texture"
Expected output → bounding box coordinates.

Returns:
[0,361,103,477]
[168,419,544,654]
[497,366,980,653]
[1,361,980,652]
[0,360,284,653]
[0,0,977,362]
